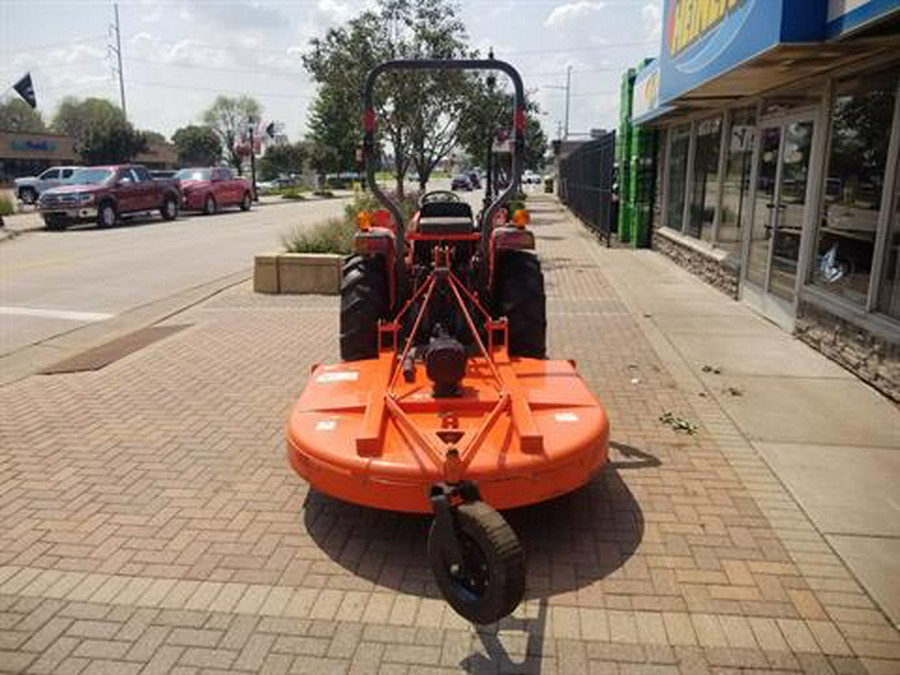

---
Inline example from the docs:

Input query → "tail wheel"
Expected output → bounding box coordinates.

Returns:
[428,501,525,625]
[340,255,389,361]
[203,194,216,215]
[495,250,547,358]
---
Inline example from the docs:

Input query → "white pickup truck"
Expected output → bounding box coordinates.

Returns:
[14,166,82,204]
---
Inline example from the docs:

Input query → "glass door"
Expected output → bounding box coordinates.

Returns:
[743,115,816,326]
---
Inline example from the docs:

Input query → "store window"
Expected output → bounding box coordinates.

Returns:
[666,124,690,230]
[878,156,900,319]
[718,108,756,255]
[687,116,722,241]
[813,68,898,305]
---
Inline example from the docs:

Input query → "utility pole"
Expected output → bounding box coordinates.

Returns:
[248,117,258,202]
[110,3,127,117]
[564,65,572,140]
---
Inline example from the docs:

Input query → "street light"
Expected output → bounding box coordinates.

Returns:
[247,116,259,202]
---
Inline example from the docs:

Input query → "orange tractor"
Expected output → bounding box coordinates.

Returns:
[287,59,609,624]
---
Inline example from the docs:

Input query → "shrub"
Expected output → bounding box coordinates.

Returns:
[281,217,356,255]
[0,197,13,217]
[313,189,335,198]
[280,187,306,200]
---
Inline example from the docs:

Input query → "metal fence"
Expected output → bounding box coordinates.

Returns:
[558,131,616,245]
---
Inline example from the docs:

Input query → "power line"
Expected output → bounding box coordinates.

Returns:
[126,77,314,100]
[0,34,107,56]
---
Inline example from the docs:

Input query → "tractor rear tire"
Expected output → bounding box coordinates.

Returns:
[340,255,390,361]
[427,501,525,625]
[495,250,547,358]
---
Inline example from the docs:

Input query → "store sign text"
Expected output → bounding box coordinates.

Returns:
[667,0,748,56]
[10,139,57,152]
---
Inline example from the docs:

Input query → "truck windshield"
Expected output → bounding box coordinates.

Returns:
[176,169,212,181]
[70,169,114,185]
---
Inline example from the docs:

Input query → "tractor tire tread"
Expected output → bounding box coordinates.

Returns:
[340,255,389,361]
[495,250,547,358]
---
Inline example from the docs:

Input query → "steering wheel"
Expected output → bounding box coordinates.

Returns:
[419,190,461,206]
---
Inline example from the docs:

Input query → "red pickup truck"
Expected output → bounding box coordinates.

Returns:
[38,164,181,230]
[176,166,253,214]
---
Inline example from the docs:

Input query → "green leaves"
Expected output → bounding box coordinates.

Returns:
[50,97,147,164]
[172,125,222,167]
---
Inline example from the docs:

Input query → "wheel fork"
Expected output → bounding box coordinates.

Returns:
[429,480,481,569]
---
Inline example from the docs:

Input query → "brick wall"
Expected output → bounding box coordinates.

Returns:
[795,300,900,402]
[652,230,740,299]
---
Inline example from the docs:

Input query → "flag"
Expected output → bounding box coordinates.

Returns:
[266,121,276,139]
[13,73,36,108]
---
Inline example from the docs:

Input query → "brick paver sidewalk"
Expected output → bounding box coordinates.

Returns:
[0,196,897,674]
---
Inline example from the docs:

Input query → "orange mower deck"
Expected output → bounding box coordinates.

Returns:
[287,350,609,514]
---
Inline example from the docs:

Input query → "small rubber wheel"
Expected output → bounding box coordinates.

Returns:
[340,255,389,361]
[427,501,525,625]
[240,191,252,211]
[203,194,216,215]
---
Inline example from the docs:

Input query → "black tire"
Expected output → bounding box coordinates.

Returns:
[97,201,117,228]
[495,250,547,358]
[428,501,525,625]
[340,255,390,361]
[161,194,179,221]
[20,188,38,205]
[203,194,216,215]
[240,191,252,211]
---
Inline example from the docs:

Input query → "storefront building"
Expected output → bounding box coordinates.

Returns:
[634,0,900,399]
[0,131,178,184]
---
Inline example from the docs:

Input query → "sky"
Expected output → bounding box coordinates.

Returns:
[0,0,662,143]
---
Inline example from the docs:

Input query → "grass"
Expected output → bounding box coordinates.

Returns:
[280,187,307,200]
[0,197,13,217]
[281,217,356,255]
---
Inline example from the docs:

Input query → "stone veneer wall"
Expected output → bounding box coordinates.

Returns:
[795,300,900,402]
[652,230,740,299]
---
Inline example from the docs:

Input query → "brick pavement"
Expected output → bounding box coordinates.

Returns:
[0,196,897,674]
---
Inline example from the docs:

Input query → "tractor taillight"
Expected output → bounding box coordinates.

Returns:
[512,209,530,227]
[357,211,373,231]
[493,226,535,251]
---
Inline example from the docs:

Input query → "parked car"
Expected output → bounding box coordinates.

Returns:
[38,164,181,230]
[151,169,177,179]
[466,170,481,189]
[256,177,299,195]
[14,166,82,204]
[176,166,253,214]
[522,170,541,185]
[451,174,472,191]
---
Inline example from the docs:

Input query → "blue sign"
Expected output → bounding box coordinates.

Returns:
[826,0,900,38]
[658,0,826,104]
[10,139,57,152]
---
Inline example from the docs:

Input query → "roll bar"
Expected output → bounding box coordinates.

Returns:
[362,59,526,287]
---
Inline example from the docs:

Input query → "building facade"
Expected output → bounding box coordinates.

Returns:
[0,131,178,184]
[634,0,900,399]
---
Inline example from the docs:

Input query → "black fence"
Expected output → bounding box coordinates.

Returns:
[558,131,616,244]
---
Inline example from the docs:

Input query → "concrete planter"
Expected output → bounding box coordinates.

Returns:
[253,252,343,295]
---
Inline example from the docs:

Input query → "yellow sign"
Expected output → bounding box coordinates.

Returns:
[667,0,747,57]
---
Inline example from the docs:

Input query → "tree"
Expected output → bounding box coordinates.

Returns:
[78,116,148,164]
[172,125,222,166]
[303,0,475,196]
[201,96,262,173]
[0,99,47,133]
[142,130,167,145]
[50,97,147,164]
[258,142,308,181]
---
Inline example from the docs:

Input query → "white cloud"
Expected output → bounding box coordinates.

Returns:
[642,1,662,42]
[544,1,606,29]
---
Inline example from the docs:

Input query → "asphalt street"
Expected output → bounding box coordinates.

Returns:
[0,196,352,357]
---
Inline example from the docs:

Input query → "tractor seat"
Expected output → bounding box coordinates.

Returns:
[417,201,475,235]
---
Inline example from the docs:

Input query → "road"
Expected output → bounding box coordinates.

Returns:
[0,197,351,357]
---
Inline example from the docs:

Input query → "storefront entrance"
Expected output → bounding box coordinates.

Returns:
[741,112,818,329]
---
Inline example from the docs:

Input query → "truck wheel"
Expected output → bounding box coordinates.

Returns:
[203,194,216,215]
[161,195,179,221]
[20,188,37,205]
[240,192,252,211]
[97,202,117,228]
[340,255,389,361]
[495,250,547,358]
[427,501,525,625]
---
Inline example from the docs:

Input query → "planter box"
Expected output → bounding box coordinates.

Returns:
[254,252,343,295]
